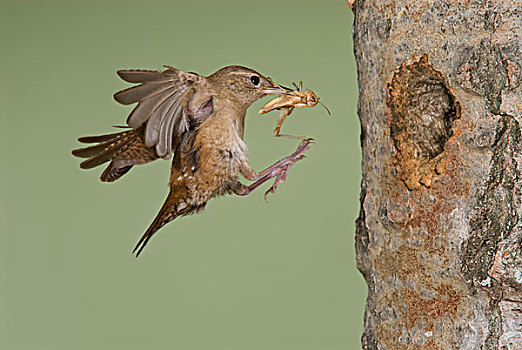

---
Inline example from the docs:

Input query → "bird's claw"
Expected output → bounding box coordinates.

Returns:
[237,138,314,199]
[297,137,314,151]
[263,138,314,201]
[263,163,290,202]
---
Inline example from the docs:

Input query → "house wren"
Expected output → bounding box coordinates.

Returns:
[73,65,313,256]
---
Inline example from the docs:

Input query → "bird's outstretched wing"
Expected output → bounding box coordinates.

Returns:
[114,66,201,159]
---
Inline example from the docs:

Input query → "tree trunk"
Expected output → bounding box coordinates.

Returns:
[353,1,521,349]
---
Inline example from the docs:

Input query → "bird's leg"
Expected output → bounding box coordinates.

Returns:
[235,138,314,200]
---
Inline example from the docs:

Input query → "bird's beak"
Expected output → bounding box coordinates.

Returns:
[262,78,294,96]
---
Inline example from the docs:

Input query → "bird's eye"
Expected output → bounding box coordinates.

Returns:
[250,75,260,86]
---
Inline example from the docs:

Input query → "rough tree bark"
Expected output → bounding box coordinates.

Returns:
[353,1,521,349]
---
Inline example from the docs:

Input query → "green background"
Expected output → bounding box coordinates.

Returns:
[0,1,363,349]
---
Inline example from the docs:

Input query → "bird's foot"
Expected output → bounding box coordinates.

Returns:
[239,138,314,200]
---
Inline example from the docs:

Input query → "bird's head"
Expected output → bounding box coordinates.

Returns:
[207,65,290,109]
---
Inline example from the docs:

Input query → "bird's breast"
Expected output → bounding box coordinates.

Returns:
[173,113,248,201]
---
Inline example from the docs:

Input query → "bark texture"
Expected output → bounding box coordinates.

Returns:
[353,1,521,349]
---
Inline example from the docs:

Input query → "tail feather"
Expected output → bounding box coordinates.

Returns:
[133,200,179,257]
[132,198,206,257]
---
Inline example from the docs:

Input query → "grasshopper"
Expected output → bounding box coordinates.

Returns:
[259,81,330,140]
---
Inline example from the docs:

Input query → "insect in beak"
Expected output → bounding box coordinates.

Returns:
[262,78,295,96]
[259,81,330,140]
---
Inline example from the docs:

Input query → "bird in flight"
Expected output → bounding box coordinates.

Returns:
[73,65,313,257]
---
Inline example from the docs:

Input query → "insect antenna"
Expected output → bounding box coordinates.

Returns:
[318,101,331,115]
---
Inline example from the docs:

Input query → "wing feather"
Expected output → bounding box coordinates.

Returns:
[157,99,183,158]
[114,81,175,105]
[77,130,129,144]
[144,91,181,147]
[125,86,177,128]
[112,67,209,159]
[117,69,175,83]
